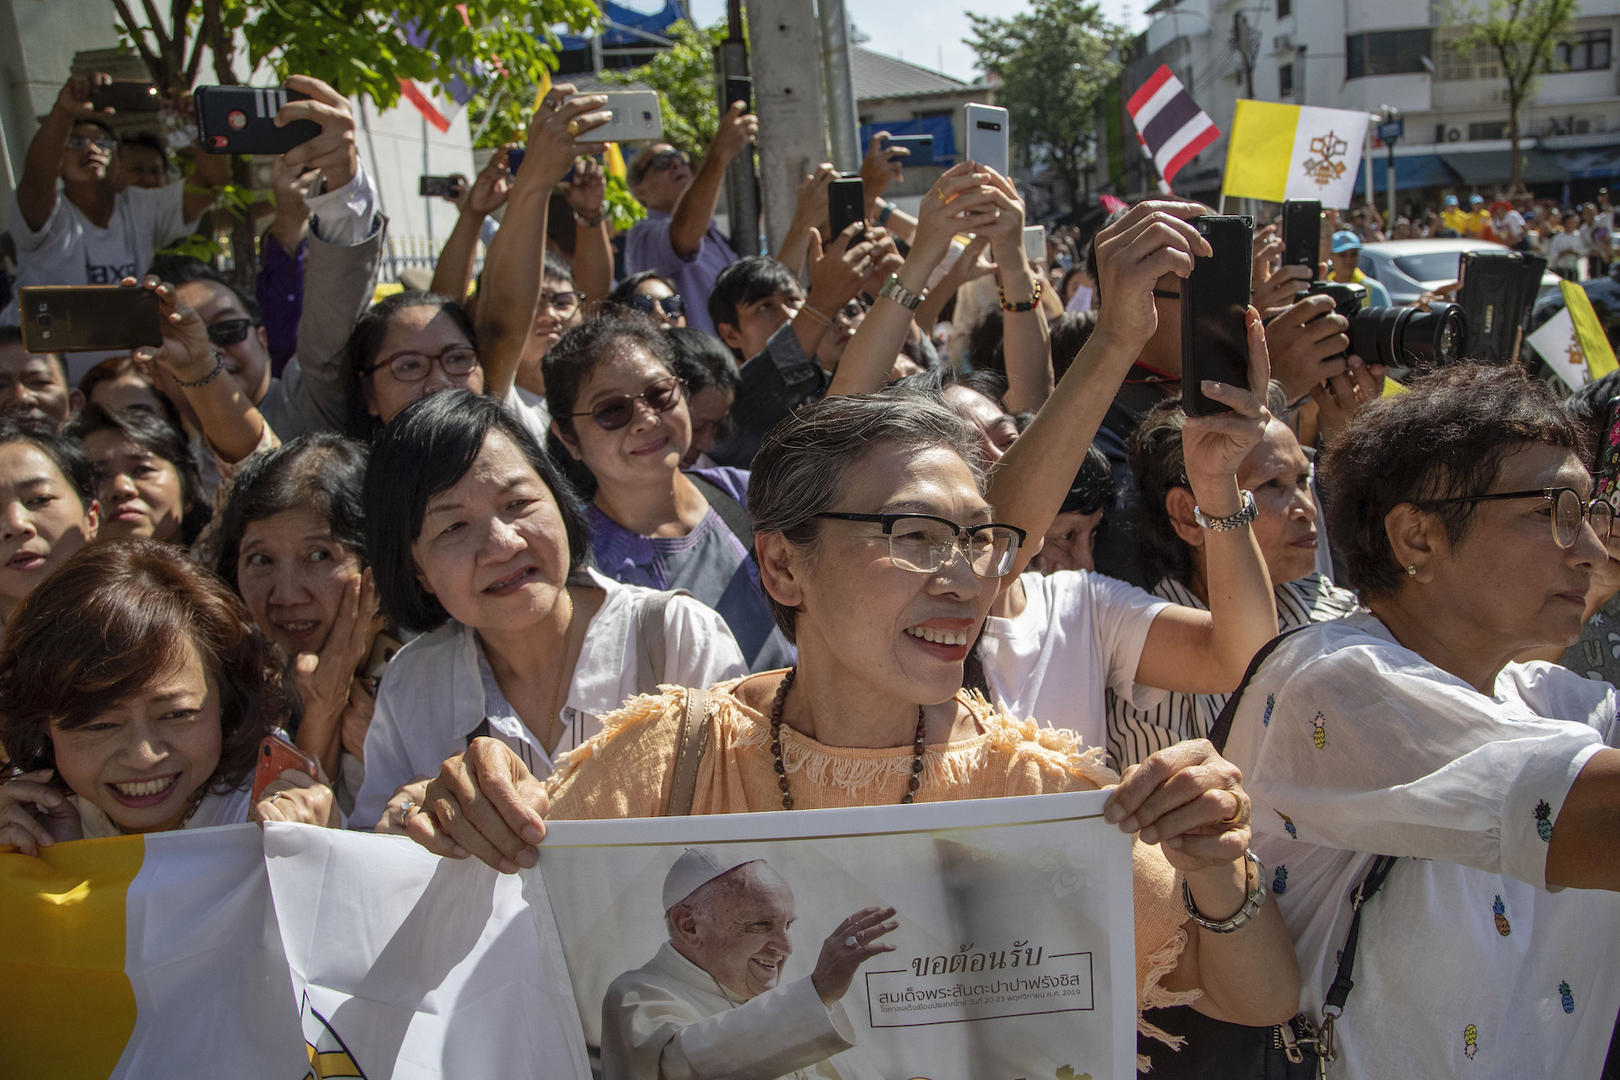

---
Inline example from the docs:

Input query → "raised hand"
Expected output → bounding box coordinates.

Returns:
[711,100,759,164]
[277,75,358,189]
[462,151,514,217]
[1262,293,1349,402]
[912,163,1001,260]
[564,154,607,220]
[411,737,549,873]
[0,769,83,855]
[1181,306,1273,491]
[129,276,214,383]
[811,906,900,1005]
[859,131,904,202]
[523,84,611,189]
[52,73,110,121]
[1089,200,1212,357]
[252,768,339,827]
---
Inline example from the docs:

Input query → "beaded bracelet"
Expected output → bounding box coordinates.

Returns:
[998,276,1043,313]
[175,353,227,388]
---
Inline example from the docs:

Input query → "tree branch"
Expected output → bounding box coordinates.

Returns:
[111,0,167,82]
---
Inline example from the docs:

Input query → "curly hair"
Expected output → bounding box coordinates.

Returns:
[0,538,285,794]
[1320,363,1586,597]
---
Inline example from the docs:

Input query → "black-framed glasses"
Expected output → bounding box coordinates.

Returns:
[205,317,257,347]
[364,345,480,382]
[66,135,117,153]
[572,376,684,431]
[627,293,686,319]
[537,290,580,315]
[1422,487,1614,549]
[812,512,1026,578]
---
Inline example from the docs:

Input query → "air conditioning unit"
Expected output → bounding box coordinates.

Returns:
[1273,33,1293,52]
[1444,125,1465,142]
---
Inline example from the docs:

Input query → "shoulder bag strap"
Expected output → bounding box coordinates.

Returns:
[1206,625,1311,753]
[664,688,711,817]
[688,473,756,560]
[635,590,686,695]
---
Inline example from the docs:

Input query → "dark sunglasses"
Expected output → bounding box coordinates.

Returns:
[206,317,257,347]
[627,293,685,319]
[632,149,688,182]
[571,376,684,431]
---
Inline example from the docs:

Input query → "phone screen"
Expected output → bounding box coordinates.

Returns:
[1181,215,1254,416]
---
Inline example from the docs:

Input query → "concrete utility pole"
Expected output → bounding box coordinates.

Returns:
[718,0,760,257]
[744,0,831,255]
[818,0,862,171]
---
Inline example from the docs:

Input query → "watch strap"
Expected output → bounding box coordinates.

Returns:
[877,273,925,311]
[1194,489,1258,531]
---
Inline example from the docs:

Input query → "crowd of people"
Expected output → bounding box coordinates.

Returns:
[1,68,1618,1079]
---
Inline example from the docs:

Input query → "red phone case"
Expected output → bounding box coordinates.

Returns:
[251,734,319,804]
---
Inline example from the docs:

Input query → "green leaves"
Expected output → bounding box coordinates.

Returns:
[601,18,729,160]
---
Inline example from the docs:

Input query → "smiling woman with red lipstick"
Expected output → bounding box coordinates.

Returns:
[0,539,336,854]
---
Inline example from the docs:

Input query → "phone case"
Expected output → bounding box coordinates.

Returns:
[724,76,753,113]
[251,734,319,804]
[1182,215,1255,416]
[18,286,162,353]
[1023,225,1047,264]
[885,135,935,167]
[964,103,1010,177]
[1281,200,1321,271]
[1458,251,1522,364]
[572,91,663,144]
[827,177,866,241]
[419,175,462,199]
[92,81,161,113]
[194,86,320,154]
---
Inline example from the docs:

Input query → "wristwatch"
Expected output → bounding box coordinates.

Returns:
[1182,849,1268,933]
[1194,489,1258,531]
[877,273,926,311]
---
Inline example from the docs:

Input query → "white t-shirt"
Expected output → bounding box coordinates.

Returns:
[1224,611,1620,1080]
[352,569,748,829]
[505,384,552,449]
[3,179,196,324]
[976,570,1169,751]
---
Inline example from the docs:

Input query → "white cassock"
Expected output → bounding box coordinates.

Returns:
[600,942,886,1080]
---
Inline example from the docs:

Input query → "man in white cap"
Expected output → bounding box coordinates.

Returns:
[600,848,896,1080]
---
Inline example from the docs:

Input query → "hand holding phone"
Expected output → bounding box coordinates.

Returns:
[1181,215,1255,416]
[250,733,320,806]
[19,284,162,353]
[964,103,1010,177]
[883,134,935,168]
[828,176,867,242]
[723,76,753,115]
[92,81,160,113]
[419,174,464,200]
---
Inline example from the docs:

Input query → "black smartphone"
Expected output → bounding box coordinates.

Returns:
[418,175,462,199]
[91,81,161,113]
[194,86,320,154]
[507,147,525,175]
[1458,251,1524,364]
[18,286,163,353]
[1181,215,1254,417]
[1281,199,1322,274]
[828,176,866,242]
[883,134,935,168]
[723,76,753,114]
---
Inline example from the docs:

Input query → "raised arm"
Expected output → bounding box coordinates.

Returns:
[859,131,918,245]
[827,164,999,397]
[670,102,756,257]
[776,162,838,280]
[17,76,104,232]
[987,202,1212,579]
[477,87,609,399]
[564,155,614,310]
[430,154,511,304]
[977,168,1052,413]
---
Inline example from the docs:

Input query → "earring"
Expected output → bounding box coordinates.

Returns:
[1406,564,1418,578]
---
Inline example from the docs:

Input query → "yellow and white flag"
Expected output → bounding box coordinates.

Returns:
[1529,280,1619,391]
[2,824,588,1079]
[1221,100,1370,209]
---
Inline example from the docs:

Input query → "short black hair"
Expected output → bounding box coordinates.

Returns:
[343,291,478,440]
[1320,363,1585,598]
[65,403,210,545]
[147,253,258,320]
[707,256,802,348]
[966,310,1006,374]
[1050,310,1097,383]
[1064,444,1114,516]
[362,390,587,634]
[215,434,370,591]
[542,312,678,442]
[666,327,739,395]
[0,416,96,510]
[1126,397,1196,587]
[0,327,66,382]
[70,117,116,143]
[542,250,575,286]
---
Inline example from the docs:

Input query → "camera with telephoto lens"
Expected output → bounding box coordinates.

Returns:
[1305,281,1465,375]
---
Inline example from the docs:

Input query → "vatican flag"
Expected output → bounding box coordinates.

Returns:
[1,824,589,1079]
[1221,100,1370,209]
[1529,280,1619,391]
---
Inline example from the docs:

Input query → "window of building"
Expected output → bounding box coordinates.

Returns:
[1468,120,1508,140]
[1346,29,1434,79]
[1279,62,1294,96]
[1277,0,1291,17]
[1549,29,1612,72]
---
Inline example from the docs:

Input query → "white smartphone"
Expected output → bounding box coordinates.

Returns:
[1023,224,1047,264]
[964,103,1010,177]
[569,90,664,143]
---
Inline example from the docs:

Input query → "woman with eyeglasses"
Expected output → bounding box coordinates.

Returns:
[543,313,795,672]
[349,390,747,831]
[399,390,1303,1061]
[1199,363,1620,1080]
[605,271,688,329]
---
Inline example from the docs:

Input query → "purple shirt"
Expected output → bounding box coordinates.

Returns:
[623,208,738,335]
[256,232,305,376]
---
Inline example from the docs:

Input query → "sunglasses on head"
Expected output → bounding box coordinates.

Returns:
[627,293,685,319]
[572,376,684,431]
[205,317,257,347]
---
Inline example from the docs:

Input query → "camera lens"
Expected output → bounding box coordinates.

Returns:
[1347,302,1465,372]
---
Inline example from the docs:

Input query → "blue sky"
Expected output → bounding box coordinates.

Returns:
[679,0,1148,84]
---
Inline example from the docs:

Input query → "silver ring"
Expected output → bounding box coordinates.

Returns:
[844,935,859,948]
[396,798,416,827]
[268,791,287,802]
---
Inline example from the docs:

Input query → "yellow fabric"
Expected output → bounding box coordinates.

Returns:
[548,677,1200,1034]
[605,142,627,180]
[0,835,144,1075]
[533,69,553,111]
[1441,208,1470,235]
[1220,100,1299,203]
[1564,279,1619,378]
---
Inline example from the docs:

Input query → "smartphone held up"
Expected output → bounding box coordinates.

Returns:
[1181,215,1253,417]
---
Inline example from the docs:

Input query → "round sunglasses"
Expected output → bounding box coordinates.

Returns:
[571,376,684,431]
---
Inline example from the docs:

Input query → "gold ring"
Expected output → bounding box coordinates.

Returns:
[567,119,581,137]
[935,189,948,202]
[1219,791,1246,826]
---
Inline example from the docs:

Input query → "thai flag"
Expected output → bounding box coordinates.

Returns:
[1126,65,1221,191]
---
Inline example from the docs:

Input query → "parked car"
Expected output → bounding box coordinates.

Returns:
[1358,239,1563,307]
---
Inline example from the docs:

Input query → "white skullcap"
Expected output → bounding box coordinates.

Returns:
[661,848,761,911]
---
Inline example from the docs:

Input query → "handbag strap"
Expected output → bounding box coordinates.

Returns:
[1324,854,1399,1014]
[664,688,711,817]
[689,473,756,560]
[635,589,692,696]
[1207,625,1310,753]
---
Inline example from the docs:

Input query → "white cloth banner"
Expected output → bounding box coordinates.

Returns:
[1528,306,1590,390]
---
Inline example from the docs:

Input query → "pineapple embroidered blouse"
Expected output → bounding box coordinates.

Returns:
[546,674,1206,1069]
[1222,611,1620,1080]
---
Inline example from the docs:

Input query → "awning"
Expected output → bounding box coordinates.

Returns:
[1439,148,1568,185]
[1353,153,1463,193]
[1554,146,1620,180]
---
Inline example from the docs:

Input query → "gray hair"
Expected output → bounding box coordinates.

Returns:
[747,390,985,641]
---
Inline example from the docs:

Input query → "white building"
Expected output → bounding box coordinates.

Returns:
[1117,0,1619,206]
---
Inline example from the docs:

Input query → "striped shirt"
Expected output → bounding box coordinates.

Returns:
[1105,572,1360,767]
